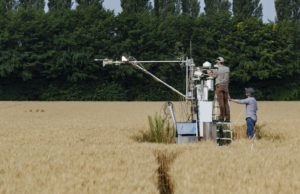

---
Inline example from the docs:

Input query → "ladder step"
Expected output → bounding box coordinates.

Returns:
[214,121,232,124]
[216,130,232,132]
[216,137,232,141]
[214,93,233,144]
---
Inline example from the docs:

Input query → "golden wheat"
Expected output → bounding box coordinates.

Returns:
[0,101,299,193]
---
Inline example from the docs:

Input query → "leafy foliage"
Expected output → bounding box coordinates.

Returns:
[0,0,299,100]
[233,0,262,20]
[48,0,72,10]
[275,0,300,22]
[205,0,231,16]
[137,113,175,143]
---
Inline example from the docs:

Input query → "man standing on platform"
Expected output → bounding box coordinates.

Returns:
[208,57,230,122]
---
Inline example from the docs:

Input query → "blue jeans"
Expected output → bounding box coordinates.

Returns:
[246,117,256,138]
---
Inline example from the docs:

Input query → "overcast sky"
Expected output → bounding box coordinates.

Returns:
[103,0,276,23]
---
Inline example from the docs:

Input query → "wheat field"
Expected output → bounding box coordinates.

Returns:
[0,101,299,194]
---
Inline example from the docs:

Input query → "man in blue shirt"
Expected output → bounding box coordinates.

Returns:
[230,88,258,138]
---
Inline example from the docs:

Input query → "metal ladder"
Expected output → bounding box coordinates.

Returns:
[213,93,233,145]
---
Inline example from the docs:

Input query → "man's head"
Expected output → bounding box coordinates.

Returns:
[245,88,255,97]
[216,57,224,66]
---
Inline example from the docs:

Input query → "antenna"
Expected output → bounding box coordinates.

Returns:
[190,40,192,59]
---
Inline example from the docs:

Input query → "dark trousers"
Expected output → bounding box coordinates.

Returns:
[246,117,256,138]
[216,85,230,120]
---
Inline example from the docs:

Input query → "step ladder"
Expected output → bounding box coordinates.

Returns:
[213,93,233,145]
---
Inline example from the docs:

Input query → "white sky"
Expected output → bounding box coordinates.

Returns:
[103,0,276,22]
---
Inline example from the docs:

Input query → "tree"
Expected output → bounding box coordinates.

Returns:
[0,1,299,101]
[121,0,150,13]
[18,0,45,9]
[204,0,231,16]
[0,0,17,11]
[48,0,72,10]
[275,0,300,22]
[219,0,231,13]
[76,0,103,7]
[205,0,218,15]
[275,1,299,89]
[153,0,181,17]
[292,0,300,21]
[154,0,159,16]
[190,0,200,17]
[233,0,262,20]
[181,0,200,17]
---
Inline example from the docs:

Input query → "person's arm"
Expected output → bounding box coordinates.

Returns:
[207,70,216,79]
[229,99,239,103]
[230,98,250,104]
[232,98,250,104]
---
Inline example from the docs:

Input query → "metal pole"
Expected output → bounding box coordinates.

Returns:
[130,62,186,99]
[127,60,184,63]
[168,103,177,131]
[186,61,188,101]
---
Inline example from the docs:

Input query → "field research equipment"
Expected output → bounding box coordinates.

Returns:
[95,56,232,144]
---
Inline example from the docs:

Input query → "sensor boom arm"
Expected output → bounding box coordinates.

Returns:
[95,56,186,99]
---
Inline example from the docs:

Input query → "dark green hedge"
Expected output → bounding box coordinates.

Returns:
[0,6,299,101]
